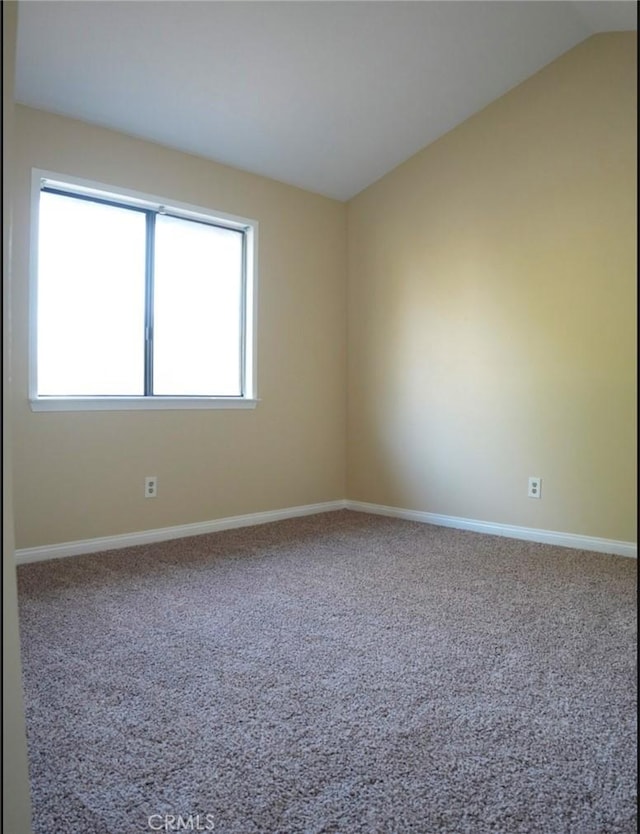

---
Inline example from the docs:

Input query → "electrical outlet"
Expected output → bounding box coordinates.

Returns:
[528,476,542,499]
[144,476,158,499]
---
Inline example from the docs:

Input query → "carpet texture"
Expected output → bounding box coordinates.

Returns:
[17,511,637,834]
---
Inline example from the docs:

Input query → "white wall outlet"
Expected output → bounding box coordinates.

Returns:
[144,476,158,499]
[528,476,542,499]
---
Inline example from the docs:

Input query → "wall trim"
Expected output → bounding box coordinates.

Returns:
[345,500,637,559]
[14,500,348,565]
[15,499,636,564]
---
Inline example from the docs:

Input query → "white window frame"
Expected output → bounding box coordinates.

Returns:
[29,169,258,411]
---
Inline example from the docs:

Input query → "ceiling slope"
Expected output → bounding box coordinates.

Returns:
[14,1,637,200]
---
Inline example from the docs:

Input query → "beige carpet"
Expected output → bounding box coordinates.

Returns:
[17,511,637,834]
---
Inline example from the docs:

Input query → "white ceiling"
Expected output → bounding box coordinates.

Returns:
[15,1,637,201]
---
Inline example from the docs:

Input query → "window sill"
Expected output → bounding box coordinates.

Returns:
[29,397,259,412]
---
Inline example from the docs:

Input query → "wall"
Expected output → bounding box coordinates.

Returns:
[12,108,347,549]
[3,1,35,830]
[11,33,638,551]
[347,33,637,542]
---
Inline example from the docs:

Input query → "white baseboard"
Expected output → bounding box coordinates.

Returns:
[14,500,348,565]
[15,498,636,564]
[345,500,637,559]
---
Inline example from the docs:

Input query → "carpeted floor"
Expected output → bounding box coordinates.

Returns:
[17,511,637,834]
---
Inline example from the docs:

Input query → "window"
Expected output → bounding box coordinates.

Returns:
[30,170,257,411]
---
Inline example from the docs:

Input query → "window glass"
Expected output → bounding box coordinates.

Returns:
[33,177,255,410]
[37,191,146,396]
[153,215,244,396]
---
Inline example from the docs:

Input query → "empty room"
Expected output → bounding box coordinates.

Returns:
[2,2,636,833]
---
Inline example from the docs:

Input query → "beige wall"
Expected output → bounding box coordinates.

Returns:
[3,1,35,831]
[12,107,347,549]
[10,33,637,551]
[347,33,637,542]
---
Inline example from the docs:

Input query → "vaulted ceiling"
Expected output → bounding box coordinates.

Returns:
[15,1,637,201]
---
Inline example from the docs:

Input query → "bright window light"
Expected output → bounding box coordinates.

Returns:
[38,192,146,396]
[153,215,244,396]
[32,173,257,410]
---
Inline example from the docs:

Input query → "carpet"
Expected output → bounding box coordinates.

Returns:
[17,511,637,834]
